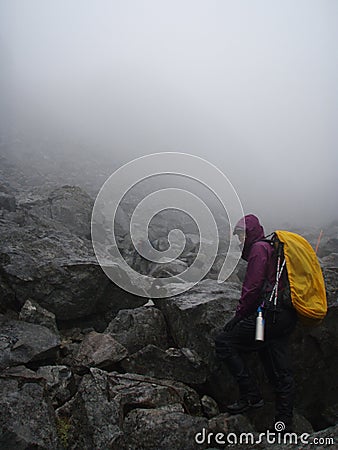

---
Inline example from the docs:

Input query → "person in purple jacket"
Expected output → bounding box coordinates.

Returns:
[215,214,297,431]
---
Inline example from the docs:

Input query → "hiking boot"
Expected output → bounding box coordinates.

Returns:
[225,397,264,414]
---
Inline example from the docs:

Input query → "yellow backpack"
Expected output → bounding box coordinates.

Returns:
[274,230,327,325]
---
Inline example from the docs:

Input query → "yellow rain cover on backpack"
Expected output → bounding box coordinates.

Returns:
[275,230,327,324]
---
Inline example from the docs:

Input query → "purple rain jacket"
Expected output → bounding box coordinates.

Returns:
[234,214,278,319]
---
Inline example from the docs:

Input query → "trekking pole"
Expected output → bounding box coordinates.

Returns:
[266,259,285,322]
[315,229,323,254]
[273,245,281,322]
[273,243,285,323]
[267,260,286,303]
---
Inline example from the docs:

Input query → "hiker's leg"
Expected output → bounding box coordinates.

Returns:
[262,336,295,429]
[215,315,264,412]
[261,309,297,430]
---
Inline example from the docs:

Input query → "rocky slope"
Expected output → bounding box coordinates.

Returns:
[0,147,337,449]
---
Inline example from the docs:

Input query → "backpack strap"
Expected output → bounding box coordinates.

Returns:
[260,233,287,322]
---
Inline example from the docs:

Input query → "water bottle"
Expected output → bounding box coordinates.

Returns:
[255,307,264,341]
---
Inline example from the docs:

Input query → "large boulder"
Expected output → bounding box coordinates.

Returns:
[121,345,209,385]
[153,279,241,367]
[0,315,60,369]
[123,406,208,450]
[56,368,203,449]
[20,185,93,239]
[290,303,338,430]
[322,263,338,309]
[281,259,338,429]
[148,259,189,278]
[89,199,130,243]
[36,365,75,408]
[0,192,16,212]
[19,298,59,334]
[75,331,128,370]
[105,306,169,353]
[317,234,338,258]
[0,373,59,449]
[0,217,146,320]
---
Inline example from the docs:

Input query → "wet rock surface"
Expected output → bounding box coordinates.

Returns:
[0,374,59,449]
[55,368,203,449]
[19,298,59,334]
[75,331,128,370]
[105,306,170,353]
[0,191,16,212]
[121,344,209,385]
[153,279,241,367]
[0,214,146,320]
[19,185,94,239]
[36,365,75,407]
[123,406,208,450]
[0,315,60,369]
[290,305,338,430]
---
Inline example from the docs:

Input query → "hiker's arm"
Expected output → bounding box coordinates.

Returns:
[235,244,268,319]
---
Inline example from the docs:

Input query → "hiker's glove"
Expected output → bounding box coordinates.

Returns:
[223,316,241,332]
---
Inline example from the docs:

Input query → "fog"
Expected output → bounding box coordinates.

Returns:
[1,0,337,228]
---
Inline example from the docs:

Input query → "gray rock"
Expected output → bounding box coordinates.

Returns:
[197,413,256,448]
[323,266,338,307]
[0,217,146,319]
[201,395,220,418]
[114,205,130,237]
[19,298,59,334]
[208,412,255,434]
[318,237,338,258]
[149,259,188,278]
[123,407,208,450]
[0,364,44,382]
[56,368,202,449]
[58,339,82,369]
[293,412,314,433]
[153,279,241,367]
[201,395,219,419]
[121,344,208,384]
[0,183,11,194]
[321,253,338,269]
[0,192,16,212]
[21,185,93,239]
[207,252,245,283]
[93,201,130,243]
[105,306,169,353]
[0,377,59,449]
[36,365,75,407]
[56,369,124,450]
[322,403,338,427]
[0,315,60,369]
[75,331,128,369]
[290,302,338,429]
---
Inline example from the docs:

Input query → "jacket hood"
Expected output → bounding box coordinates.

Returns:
[235,214,265,261]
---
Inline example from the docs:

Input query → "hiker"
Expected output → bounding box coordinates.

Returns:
[215,214,298,431]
